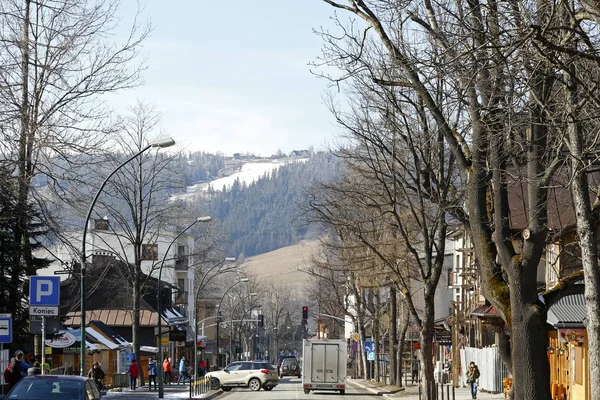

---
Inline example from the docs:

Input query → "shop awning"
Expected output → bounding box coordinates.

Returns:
[161,308,188,325]
[547,293,586,328]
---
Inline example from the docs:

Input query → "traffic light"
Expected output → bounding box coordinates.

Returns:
[258,314,264,327]
[302,306,308,319]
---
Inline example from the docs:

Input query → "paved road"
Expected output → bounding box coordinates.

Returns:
[103,377,376,399]
[101,378,507,400]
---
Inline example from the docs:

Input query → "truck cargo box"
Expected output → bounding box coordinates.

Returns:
[301,338,347,395]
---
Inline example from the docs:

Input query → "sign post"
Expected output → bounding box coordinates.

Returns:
[30,276,60,375]
[0,313,13,395]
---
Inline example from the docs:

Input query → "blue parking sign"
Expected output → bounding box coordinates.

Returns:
[364,341,374,352]
[30,276,60,306]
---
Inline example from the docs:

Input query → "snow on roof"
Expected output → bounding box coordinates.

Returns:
[85,326,119,350]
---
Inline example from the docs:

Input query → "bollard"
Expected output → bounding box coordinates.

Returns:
[419,383,422,400]
[441,383,445,400]
[452,384,455,400]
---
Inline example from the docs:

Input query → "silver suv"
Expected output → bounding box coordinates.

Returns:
[207,361,279,392]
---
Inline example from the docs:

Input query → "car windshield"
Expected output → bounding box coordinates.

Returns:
[8,378,83,400]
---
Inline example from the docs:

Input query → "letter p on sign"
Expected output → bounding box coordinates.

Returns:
[29,276,60,307]
[36,280,52,302]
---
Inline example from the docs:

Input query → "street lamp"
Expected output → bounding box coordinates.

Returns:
[193,257,236,381]
[216,278,249,368]
[235,303,260,362]
[157,216,211,399]
[79,137,175,376]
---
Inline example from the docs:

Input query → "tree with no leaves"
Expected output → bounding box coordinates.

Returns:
[0,0,148,352]
[316,1,564,398]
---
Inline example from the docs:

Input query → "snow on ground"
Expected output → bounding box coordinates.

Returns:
[170,158,307,202]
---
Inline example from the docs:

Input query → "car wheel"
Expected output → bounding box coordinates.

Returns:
[298,374,301,378]
[304,389,310,394]
[210,378,220,390]
[222,387,232,392]
[340,389,345,395]
[248,378,262,391]
[263,387,273,391]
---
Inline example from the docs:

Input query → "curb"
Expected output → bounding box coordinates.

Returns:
[347,379,405,399]
[165,389,223,399]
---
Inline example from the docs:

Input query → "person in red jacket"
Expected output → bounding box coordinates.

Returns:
[162,356,172,384]
[127,358,139,390]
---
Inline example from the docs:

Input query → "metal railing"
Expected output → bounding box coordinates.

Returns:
[419,383,456,400]
[190,376,213,397]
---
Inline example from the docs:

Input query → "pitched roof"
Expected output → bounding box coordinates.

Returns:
[547,293,586,328]
[63,309,161,327]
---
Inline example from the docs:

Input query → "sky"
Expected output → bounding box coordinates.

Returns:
[112,0,343,157]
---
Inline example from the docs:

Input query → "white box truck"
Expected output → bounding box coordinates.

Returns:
[302,338,347,395]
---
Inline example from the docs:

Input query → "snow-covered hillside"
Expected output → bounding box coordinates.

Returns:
[170,158,308,202]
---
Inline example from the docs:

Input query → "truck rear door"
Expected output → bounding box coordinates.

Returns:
[311,343,340,383]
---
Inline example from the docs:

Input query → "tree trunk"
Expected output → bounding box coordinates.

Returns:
[420,303,436,400]
[565,80,600,400]
[389,287,397,385]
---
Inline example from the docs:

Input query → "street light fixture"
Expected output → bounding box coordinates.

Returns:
[157,216,211,399]
[79,137,175,376]
[216,278,249,368]
[193,257,236,381]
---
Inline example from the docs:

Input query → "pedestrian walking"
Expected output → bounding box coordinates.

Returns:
[5,356,22,392]
[466,361,481,399]
[147,357,158,390]
[411,355,420,383]
[27,362,42,376]
[177,355,187,384]
[163,356,172,384]
[198,359,207,377]
[87,362,105,391]
[127,358,139,390]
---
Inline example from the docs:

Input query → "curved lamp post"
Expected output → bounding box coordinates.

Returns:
[193,257,235,381]
[235,303,260,362]
[216,278,249,368]
[79,137,175,376]
[157,216,211,399]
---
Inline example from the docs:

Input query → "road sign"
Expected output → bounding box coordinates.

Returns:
[367,351,375,361]
[351,341,359,352]
[29,306,59,316]
[0,313,12,343]
[30,276,60,306]
[352,333,359,341]
[29,316,61,335]
[364,341,374,352]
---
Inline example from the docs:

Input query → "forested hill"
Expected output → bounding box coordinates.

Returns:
[195,152,339,258]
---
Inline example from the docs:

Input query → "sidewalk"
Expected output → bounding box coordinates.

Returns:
[107,384,221,399]
[348,379,506,400]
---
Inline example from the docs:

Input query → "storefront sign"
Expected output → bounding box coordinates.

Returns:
[45,332,77,348]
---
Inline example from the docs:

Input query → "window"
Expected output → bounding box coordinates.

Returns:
[240,362,253,370]
[178,279,185,294]
[548,246,557,283]
[178,245,186,257]
[227,363,242,371]
[141,244,158,260]
[448,269,454,287]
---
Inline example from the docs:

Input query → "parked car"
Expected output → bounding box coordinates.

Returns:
[206,361,279,392]
[279,357,301,378]
[0,375,102,400]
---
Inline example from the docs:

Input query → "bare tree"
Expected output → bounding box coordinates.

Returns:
[0,0,148,350]
[531,5,600,398]
[315,1,565,398]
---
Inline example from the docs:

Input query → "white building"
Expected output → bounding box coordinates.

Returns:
[38,218,198,324]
